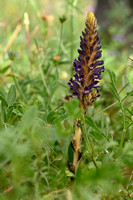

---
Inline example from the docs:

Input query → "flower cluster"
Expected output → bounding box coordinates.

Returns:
[68,12,104,111]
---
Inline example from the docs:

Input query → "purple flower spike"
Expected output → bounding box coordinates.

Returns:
[68,12,105,111]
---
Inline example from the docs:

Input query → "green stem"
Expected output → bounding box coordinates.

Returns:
[26,27,33,78]
[95,96,129,118]
[82,112,98,169]
[94,101,118,117]
[38,59,50,97]
[70,0,74,73]
[58,23,63,55]
[119,104,126,151]
[119,128,126,151]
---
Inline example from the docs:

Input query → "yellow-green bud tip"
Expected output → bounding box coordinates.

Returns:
[86,12,97,26]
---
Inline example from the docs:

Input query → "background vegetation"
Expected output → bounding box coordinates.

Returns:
[0,0,133,199]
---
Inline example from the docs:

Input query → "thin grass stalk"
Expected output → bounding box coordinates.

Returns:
[119,104,126,151]
[58,23,63,55]
[24,12,33,77]
[70,0,74,73]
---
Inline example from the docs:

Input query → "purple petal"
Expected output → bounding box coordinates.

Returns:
[97,40,101,45]
[93,51,102,61]
[80,42,88,51]
[89,81,99,89]
[69,78,80,89]
[78,55,85,64]
[96,94,100,98]
[78,49,86,56]
[85,28,89,35]
[82,86,91,94]
[74,74,85,82]
[73,59,81,68]
[91,66,104,79]
[80,36,84,43]
[85,23,94,33]
[94,60,104,67]
[92,40,97,46]
[90,46,93,52]
[82,31,86,37]
[74,65,84,74]
[95,45,101,51]
[89,36,92,41]
[73,91,80,98]
[88,63,94,70]
[86,55,90,62]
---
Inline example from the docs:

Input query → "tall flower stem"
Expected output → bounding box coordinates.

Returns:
[58,23,63,55]
[68,12,103,177]
[70,0,74,72]
[69,0,78,75]
[73,119,82,173]
[24,12,32,78]
[82,112,98,169]
[58,14,67,55]
[68,118,83,177]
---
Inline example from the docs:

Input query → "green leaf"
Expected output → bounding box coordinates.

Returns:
[57,108,66,115]
[85,116,107,140]
[108,69,120,101]
[68,143,74,163]
[107,69,116,86]
[7,85,16,107]
[65,169,75,177]
[110,87,120,102]
[0,65,10,74]
[1,101,7,123]
[122,91,133,102]
[20,105,38,130]
[58,60,71,65]
[123,75,132,93]
[56,108,68,121]
[64,98,81,123]
[0,91,8,107]
[125,108,133,116]
[47,111,56,124]
[119,83,129,95]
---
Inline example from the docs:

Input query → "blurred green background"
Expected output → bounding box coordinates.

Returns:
[0,0,133,199]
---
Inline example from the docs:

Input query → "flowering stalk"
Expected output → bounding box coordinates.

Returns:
[24,12,32,76]
[68,12,104,177]
[68,119,83,176]
[68,12,104,112]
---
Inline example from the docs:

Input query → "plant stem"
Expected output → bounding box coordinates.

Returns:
[25,26,32,77]
[38,58,50,97]
[119,128,126,151]
[82,112,98,169]
[58,23,63,55]
[70,0,74,73]
[119,104,126,151]
[95,96,130,118]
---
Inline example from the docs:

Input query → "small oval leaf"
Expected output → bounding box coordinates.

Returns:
[7,85,16,107]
